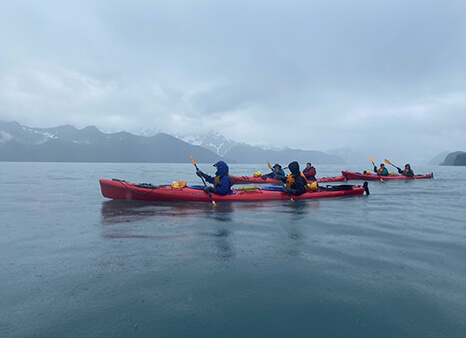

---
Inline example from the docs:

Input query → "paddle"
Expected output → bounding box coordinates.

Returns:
[281,182,294,202]
[369,157,384,182]
[384,158,401,171]
[190,155,217,206]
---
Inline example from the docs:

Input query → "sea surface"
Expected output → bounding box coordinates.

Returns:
[1,162,465,337]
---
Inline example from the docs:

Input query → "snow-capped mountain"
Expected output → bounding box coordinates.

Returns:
[173,130,239,156]
[0,121,225,163]
[134,127,160,137]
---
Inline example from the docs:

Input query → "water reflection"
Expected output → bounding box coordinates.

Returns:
[280,200,320,257]
[283,200,320,220]
[100,200,302,225]
[100,200,240,260]
[207,202,234,223]
[211,227,234,261]
[100,200,322,259]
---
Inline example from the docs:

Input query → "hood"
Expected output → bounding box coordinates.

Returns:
[288,161,300,175]
[214,161,229,176]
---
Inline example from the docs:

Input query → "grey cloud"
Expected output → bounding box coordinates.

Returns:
[1,0,465,163]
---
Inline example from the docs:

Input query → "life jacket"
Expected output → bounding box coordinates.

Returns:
[286,172,307,188]
[377,167,388,175]
[306,181,319,191]
[402,169,414,176]
[171,180,186,189]
[214,174,233,188]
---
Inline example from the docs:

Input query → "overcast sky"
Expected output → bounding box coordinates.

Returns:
[1,0,465,163]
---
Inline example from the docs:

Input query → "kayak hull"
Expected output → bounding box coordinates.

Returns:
[231,175,346,185]
[99,179,367,202]
[342,171,433,181]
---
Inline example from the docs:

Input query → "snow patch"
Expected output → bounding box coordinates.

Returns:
[32,130,58,139]
[135,127,160,137]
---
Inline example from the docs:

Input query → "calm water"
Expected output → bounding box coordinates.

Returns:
[1,162,465,337]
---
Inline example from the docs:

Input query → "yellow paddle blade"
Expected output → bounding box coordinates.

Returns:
[190,155,196,166]
[369,157,374,163]
[384,159,392,165]
[267,161,272,169]
[212,200,217,206]
[380,178,384,182]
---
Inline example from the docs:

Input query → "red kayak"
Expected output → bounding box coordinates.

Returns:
[99,179,369,202]
[231,175,346,185]
[342,171,434,181]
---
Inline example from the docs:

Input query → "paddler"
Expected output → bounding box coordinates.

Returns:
[303,162,317,181]
[398,163,414,177]
[275,161,308,196]
[262,163,285,179]
[373,163,388,176]
[196,161,234,195]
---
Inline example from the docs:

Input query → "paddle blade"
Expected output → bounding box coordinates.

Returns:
[212,200,217,206]
[384,159,392,165]
[190,155,196,166]
[369,157,374,163]
[267,161,272,169]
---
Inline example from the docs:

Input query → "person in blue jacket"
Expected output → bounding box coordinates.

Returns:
[262,163,285,179]
[196,161,234,195]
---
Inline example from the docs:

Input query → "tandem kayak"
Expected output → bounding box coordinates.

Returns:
[99,179,369,202]
[342,171,434,181]
[230,175,346,185]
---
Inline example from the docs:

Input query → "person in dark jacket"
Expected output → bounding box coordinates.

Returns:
[196,161,234,195]
[262,163,285,179]
[398,164,414,177]
[302,162,317,181]
[275,161,308,196]
[373,163,388,176]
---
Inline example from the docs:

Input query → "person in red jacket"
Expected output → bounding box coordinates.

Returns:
[302,162,316,181]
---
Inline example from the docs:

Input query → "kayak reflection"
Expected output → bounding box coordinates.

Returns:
[100,200,322,260]
[101,200,322,225]
[100,200,239,260]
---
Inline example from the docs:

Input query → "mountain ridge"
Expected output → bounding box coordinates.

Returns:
[0,120,345,164]
[0,121,226,163]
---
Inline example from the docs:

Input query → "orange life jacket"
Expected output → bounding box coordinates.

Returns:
[286,173,307,188]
